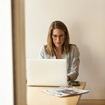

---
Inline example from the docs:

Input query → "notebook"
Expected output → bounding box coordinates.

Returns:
[26,59,68,86]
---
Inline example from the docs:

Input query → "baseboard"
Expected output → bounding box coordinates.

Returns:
[78,99,105,105]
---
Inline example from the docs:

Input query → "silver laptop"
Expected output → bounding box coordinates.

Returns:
[26,59,68,86]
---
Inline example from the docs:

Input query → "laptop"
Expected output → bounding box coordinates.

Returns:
[26,59,68,86]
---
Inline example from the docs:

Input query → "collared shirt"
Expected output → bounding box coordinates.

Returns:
[39,44,80,82]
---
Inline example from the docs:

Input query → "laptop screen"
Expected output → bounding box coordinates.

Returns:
[26,59,68,86]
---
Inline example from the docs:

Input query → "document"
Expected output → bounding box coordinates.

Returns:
[42,87,89,97]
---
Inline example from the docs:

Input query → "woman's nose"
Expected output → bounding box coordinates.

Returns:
[56,37,60,41]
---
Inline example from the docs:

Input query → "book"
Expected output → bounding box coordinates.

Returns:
[42,87,89,97]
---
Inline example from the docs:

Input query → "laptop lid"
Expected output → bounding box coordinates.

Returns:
[26,59,68,86]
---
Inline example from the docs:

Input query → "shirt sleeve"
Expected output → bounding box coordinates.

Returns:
[39,45,45,59]
[67,45,80,82]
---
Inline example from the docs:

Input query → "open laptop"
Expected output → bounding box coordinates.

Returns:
[26,59,68,86]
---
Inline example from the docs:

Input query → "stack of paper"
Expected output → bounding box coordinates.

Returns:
[42,87,89,97]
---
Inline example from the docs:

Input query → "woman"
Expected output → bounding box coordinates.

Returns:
[39,20,80,84]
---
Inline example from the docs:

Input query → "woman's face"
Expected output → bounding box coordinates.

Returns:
[52,29,65,49]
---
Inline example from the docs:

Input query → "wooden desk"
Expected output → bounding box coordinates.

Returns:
[27,82,86,105]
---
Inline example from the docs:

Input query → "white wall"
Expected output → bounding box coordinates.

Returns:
[25,0,105,99]
[0,0,14,105]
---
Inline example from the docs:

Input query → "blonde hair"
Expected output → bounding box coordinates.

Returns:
[45,20,70,56]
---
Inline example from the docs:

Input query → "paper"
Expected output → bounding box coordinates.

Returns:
[42,87,89,97]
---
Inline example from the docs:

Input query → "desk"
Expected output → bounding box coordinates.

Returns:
[27,82,86,105]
